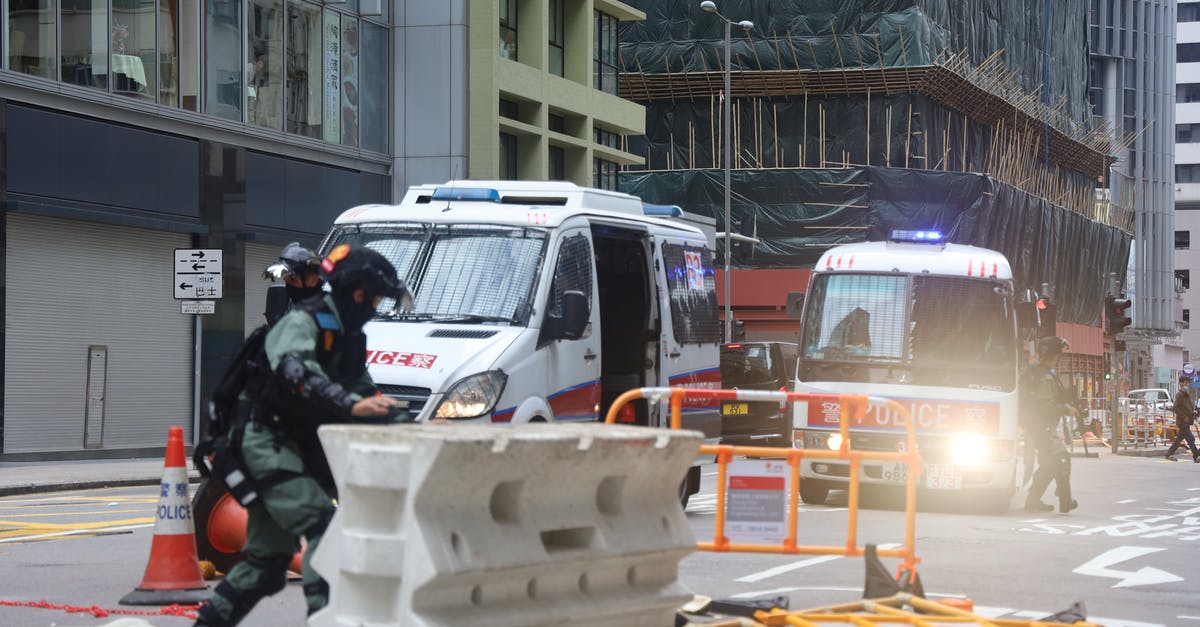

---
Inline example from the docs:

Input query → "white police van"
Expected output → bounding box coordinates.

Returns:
[320,181,722,501]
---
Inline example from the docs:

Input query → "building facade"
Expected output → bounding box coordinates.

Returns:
[0,0,645,459]
[1176,0,1200,362]
[1089,0,1183,389]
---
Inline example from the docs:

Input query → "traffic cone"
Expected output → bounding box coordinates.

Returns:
[120,426,211,605]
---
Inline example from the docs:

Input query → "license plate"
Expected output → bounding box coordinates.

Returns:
[924,463,963,490]
[881,461,908,483]
[722,402,750,416]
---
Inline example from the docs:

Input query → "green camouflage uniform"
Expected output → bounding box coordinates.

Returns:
[202,294,375,624]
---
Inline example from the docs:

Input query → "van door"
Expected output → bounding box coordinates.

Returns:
[538,228,602,420]
[652,235,722,437]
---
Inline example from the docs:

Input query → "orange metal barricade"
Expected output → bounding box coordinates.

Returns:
[605,387,922,584]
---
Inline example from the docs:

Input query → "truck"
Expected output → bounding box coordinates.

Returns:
[790,230,1024,512]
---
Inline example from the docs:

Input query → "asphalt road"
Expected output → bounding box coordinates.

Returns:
[0,451,1197,626]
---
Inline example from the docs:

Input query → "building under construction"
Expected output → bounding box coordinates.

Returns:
[615,0,1135,400]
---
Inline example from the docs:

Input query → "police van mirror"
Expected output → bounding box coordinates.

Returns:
[1015,300,1036,331]
[559,290,589,340]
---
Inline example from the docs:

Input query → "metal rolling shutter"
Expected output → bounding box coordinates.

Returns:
[5,214,193,453]
[244,242,280,337]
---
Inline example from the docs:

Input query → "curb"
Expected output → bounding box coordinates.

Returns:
[0,474,203,498]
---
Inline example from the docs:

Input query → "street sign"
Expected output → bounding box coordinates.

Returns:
[174,249,223,300]
[1184,363,1195,376]
[181,301,215,315]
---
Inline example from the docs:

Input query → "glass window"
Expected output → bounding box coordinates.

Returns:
[111,0,155,99]
[500,132,517,179]
[593,11,617,94]
[8,0,56,78]
[548,113,564,132]
[1178,269,1191,290]
[1177,84,1200,103]
[159,0,180,105]
[549,145,565,180]
[1178,230,1191,250]
[205,0,242,120]
[322,8,341,143]
[1182,4,1200,22]
[799,274,1016,390]
[660,243,720,344]
[1177,123,1200,142]
[499,98,519,120]
[1178,164,1200,182]
[1185,309,1191,329]
[593,158,617,190]
[286,0,322,138]
[499,0,517,60]
[339,14,359,146]
[1181,42,1200,62]
[594,127,618,149]
[60,0,108,88]
[359,21,388,153]
[247,0,284,129]
[549,0,564,77]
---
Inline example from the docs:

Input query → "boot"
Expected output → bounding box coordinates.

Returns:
[1059,499,1078,514]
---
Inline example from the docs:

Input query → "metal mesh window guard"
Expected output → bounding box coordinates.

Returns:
[415,229,545,320]
[549,234,593,317]
[661,243,720,344]
[803,274,907,361]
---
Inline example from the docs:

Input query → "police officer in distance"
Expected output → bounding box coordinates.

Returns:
[194,244,407,626]
[262,242,323,325]
[1021,336,1079,514]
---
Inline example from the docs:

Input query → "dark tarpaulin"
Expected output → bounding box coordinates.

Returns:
[621,0,1091,127]
[619,167,1129,327]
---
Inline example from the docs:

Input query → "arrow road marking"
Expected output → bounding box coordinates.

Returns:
[1073,546,1183,588]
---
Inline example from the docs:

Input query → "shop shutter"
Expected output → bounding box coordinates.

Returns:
[244,242,280,337]
[5,214,193,452]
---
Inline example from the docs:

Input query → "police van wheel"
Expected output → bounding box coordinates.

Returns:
[800,481,829,505]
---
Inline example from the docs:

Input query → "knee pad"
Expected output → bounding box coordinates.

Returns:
[245,554,292,596]
[304,507,336,540]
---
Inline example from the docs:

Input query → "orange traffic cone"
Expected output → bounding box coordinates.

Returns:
[120,426,211,605]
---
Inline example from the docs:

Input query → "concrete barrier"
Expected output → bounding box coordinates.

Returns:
[308,423,702,627]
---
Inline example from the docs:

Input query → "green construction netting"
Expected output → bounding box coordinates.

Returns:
[619,167,1130,327]
[620,0,1091,127]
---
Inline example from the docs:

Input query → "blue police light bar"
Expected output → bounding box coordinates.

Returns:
[643,203,684,217]
[431,187,502,202]
[890,229,944,243]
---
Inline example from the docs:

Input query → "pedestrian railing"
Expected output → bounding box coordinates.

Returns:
[604,387,922,585]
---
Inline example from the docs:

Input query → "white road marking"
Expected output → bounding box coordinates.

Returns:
[735,542,903,583]
[1116,499,1136,504]
[1073,546,1183,588]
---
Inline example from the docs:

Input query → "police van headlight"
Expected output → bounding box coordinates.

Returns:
[950,433,990,468]
[434,371,508,419]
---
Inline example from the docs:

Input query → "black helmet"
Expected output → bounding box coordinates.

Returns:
[262,242,319,283]
[1037,336,1069,361]
[320,244,410,306]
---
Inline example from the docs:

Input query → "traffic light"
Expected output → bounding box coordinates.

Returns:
[1036,296,1056,337]
[1105,295,1132,336]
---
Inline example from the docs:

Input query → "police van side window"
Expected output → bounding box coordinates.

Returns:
[661,242,720,344]
[549,234,593,318]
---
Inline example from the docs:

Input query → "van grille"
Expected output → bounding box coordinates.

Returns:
[427,329,498,339]
[377,384,432,417]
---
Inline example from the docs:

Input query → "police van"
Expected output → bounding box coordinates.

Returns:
[319,181,721,499]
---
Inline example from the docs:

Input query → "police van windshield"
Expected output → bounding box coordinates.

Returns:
[325,223,548,324]
[798,273,1017,391]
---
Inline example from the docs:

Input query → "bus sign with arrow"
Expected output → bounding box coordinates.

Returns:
[174,248,223,300]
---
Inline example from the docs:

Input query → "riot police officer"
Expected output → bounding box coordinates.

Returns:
[194,244,407,626]
[262,242,323,325]
[1022,336,1079,514]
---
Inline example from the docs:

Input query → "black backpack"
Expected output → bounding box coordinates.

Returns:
[193,323,272,505]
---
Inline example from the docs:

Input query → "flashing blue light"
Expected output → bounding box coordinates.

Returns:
[890,229,943,243]
[431,187,502,202]
[643,203,684,217]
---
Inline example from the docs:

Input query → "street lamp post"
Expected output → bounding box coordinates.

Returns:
[700,0,752,343]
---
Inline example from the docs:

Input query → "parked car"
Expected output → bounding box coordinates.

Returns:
[719,341,798,446]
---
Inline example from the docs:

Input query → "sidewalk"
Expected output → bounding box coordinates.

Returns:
[0,457,199,497]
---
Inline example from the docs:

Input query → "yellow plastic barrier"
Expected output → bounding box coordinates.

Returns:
[753,593,1103,626]
[605,387,922,585]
